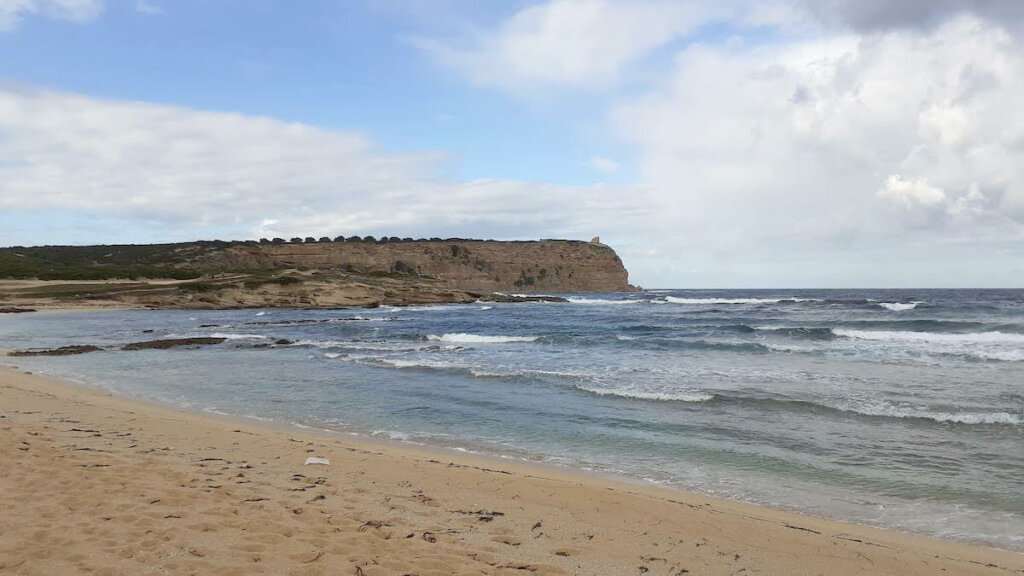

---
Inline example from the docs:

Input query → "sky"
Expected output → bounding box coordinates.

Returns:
[1,0,1023,288]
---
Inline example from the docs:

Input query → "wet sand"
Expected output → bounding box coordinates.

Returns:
[1,365,1021,575]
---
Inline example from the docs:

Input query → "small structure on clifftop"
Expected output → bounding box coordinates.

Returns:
[591,236,601,244]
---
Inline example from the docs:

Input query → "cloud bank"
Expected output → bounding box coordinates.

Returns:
[414,1,1024,286]
[0,84,651,248]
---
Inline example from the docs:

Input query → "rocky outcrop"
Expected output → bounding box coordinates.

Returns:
[9,345,102,356]
[121,337,227,350]
[204,240,636,294]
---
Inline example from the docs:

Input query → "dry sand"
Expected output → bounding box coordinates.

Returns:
[1,365,1021,575]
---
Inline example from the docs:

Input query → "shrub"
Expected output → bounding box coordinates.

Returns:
[243,275,304,290]
[178,281,218,293]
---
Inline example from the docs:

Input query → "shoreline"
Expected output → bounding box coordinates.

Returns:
[1,365,1021,574]
[14,361,1013,553]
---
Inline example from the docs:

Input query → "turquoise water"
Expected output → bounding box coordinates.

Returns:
[2,289,1022,550]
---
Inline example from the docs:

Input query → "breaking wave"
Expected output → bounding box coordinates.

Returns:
[573,388,1022,425]
[661,296,809,305]
[427,333,538,344]
[579,387,715,403]
[879,302,920,311]
[566,297,643,305]
[833,329,1024,344]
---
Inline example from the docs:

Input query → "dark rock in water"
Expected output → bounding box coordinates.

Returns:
[246,319,324,326]
[199,324,221,328]
[142,329,155,333]
[478,293,569,303]
[245,339,292,349]
[0,307,36,314]
[9,345,102,357]
[122,337,227,350]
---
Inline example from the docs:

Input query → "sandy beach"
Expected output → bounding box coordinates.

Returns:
[1,365,1021,576]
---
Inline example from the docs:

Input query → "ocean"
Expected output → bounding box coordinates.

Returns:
[2,289,1021,550]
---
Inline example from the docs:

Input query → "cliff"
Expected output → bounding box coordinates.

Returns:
[0,238,636,310]
[203,240,634,294]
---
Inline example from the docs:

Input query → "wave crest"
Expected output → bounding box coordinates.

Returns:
[879,302,919,311]
[661,296,808,305]
[580,387,715,403]
[427,333,538,344]
[834,329,1024,344]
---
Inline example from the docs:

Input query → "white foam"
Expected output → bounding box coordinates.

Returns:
[835,400,1022,425]
[255,311,267,316]
[479,306,494,310]
[427,333,538,344]
[973,349,1024,362]
[344,355,468,371]
[567,297,642,305]
[468,368,590,380]
[662,296,806,305]
[581,387,715,403]
[209,332,270,340]
[879,302,919,311]
[616,335,637,341]
[834,329,1024,344]
[373,430,413,441]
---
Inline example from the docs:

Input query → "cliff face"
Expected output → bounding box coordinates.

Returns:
[210,240,636,293]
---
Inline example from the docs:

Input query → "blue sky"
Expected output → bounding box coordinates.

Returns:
[1,1,629,184]
[2,0,1024,287]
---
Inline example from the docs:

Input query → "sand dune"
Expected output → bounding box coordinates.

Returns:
[1,366,1020,575]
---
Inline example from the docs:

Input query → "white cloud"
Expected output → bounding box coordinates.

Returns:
[0,0,102,30]
[586,156,619,173]
[415,0,731,90]
[0,84,652,248]
[609,13,1024,286]
[135,0,161,15]
[878,175,946,207]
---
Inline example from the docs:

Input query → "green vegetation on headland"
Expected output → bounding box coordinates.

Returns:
[0,242,216,280]
[0,237,577,281]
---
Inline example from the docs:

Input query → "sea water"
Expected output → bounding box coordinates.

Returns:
[1,289,1021,550]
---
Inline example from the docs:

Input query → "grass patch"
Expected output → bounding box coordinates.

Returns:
[242,275,304,290]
